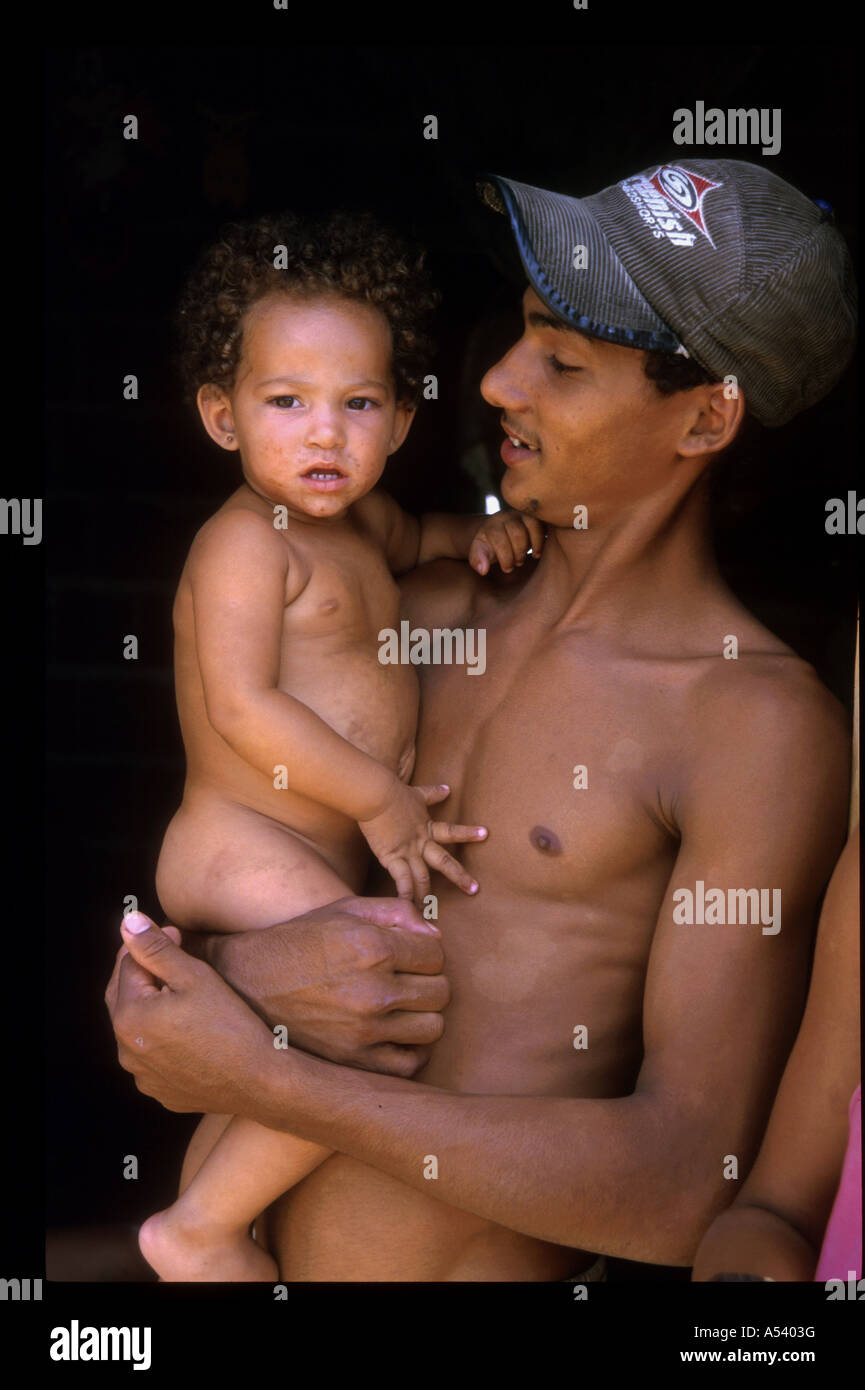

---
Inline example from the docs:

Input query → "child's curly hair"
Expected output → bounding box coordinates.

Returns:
[176,210,440,406]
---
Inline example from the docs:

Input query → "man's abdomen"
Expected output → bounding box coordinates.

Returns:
[264,1154,587,1281]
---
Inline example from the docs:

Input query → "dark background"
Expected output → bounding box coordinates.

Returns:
[42,43,858,1269]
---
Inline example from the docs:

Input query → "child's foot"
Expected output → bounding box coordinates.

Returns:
[139,1206,278,1282]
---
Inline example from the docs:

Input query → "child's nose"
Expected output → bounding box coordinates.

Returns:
[305,407,345,449]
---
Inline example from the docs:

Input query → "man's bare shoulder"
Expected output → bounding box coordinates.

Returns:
[682,642,850,818]
[397,556,483,629]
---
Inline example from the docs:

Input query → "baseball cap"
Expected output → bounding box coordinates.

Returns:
[476,160,856,427]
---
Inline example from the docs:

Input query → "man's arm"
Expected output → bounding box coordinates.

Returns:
[110,670,849,1265]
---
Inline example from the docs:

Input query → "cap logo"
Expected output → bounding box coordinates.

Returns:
[649,166,723,246]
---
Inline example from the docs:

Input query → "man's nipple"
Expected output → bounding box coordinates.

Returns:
[529,824,563,855]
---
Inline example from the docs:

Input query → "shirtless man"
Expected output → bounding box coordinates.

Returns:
[106,159,856,1280]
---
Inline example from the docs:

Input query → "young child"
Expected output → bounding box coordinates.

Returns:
[138,210,543,1281]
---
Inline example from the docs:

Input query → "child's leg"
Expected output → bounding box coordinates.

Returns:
[140,1120,331,1282]
[141,792,355,1281]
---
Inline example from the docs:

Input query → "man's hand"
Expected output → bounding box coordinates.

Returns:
[105,914,281,1117]
[468,509,545,575]
[200,895,450,1078]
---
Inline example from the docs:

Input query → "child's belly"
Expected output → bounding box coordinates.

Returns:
[178,642,419,856]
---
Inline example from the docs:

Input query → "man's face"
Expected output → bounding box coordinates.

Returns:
[201,292,413,523]
[480,287,696,529]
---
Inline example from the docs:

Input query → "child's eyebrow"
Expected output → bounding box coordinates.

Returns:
[257,376,391,390]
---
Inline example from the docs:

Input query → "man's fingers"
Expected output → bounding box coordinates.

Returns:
[382,929,445,976]
[119,912,198,988]
[423,842,479,895]
[366,1043,432,1079]
[337,894,437,937]
[383,969,450,1013]
[430,821,488,845]
[371,1009,445,1046]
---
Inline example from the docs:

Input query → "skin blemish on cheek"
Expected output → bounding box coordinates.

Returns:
[529,825,562,855]
[527,498,540,512]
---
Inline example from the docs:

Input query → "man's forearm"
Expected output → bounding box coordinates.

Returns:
[252,1046,713,1265]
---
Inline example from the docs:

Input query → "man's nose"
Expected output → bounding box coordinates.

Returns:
[480,340,529,412]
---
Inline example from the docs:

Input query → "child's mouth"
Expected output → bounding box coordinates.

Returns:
[301,466,349,491]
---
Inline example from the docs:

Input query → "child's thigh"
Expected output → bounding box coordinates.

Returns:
[156,795,352,933]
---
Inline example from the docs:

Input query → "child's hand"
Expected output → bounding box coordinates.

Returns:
[468,509,545,575]
[358,781,488,902]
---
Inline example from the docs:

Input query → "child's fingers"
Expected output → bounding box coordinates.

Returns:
[415,783,451,807]
[468,537,494,576]
[503,514,532,564]
[524,516,545,557]
[423,842,479,896]
[387,857,415,900]
[489,530,518,573]
[409,856,431,904]
[429,821,488,845]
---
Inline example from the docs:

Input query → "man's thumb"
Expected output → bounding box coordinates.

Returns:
[120,911,192,985]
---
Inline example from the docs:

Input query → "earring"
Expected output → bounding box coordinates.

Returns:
[226,434,234,444]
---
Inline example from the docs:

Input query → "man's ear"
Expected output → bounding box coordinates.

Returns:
[196,384,239,451]
[678,381,746,461]
[387,401,416,456]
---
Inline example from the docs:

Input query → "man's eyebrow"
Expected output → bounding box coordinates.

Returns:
[525,309,590,342]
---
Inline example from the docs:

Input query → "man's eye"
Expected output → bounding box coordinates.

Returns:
[547,355,580,375]
[269,395,299,408]
[347,397,379,410]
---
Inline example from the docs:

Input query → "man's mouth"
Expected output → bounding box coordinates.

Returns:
[500,421,541,466]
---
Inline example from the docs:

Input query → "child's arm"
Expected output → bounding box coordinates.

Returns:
[187,509,485,900]
[354,489,545,576]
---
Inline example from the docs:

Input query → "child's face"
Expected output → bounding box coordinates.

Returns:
[197,292,414,521]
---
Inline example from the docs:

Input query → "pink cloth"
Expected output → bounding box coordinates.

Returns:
[815,1084,861,1282]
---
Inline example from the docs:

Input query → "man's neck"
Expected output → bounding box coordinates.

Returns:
[526,471,719,638]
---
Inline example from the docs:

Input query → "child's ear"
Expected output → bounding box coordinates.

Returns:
[196,384,239,451]
[387,401,416,455]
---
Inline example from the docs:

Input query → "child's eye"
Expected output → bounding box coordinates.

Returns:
[346,397,380,410]
[268,395,299,408]
[547,355,580,375]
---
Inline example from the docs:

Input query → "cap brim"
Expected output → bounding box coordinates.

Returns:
[477,173,686,355]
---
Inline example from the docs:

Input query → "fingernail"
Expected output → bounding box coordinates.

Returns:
[469,882,479,894]
[122,911,151,935]
[477,828,488,837]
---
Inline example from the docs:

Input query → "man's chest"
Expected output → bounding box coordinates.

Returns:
[413,619,686,902]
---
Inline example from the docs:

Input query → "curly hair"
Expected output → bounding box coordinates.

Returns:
[176,210,440,406]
